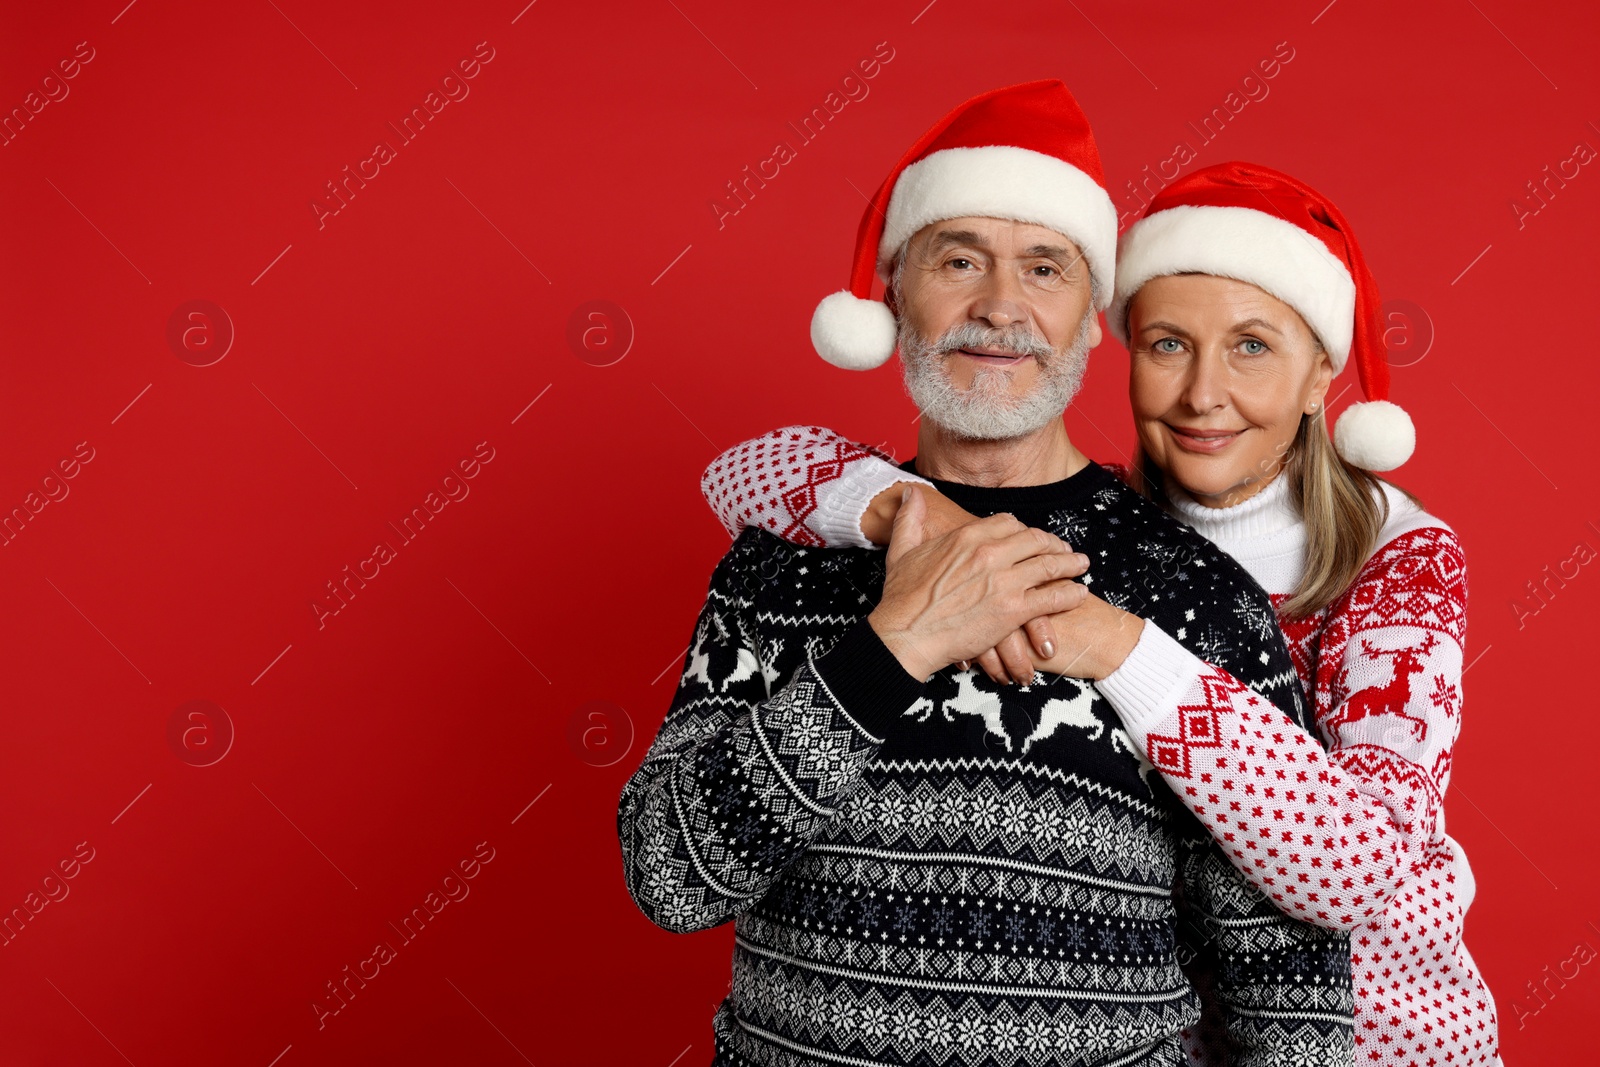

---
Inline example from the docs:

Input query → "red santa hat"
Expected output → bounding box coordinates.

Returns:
[811,79,1117,372]
[1107,161,1414,471]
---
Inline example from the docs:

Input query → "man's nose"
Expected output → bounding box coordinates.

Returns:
[970,271,1028,330]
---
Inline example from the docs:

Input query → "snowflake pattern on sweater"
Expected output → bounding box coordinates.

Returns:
[697,425,1498,1067]
[623,460,1353,1066]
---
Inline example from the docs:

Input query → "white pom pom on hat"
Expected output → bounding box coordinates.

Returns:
[1108,161,1415,470]
[1334,400,1414,472]
[809,79,1118,373]
[811,291,899,371]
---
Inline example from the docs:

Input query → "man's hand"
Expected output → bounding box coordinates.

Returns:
[869,483,1083,685]
[867,486,1089,683]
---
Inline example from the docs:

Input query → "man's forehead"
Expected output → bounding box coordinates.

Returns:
[915,217,1081,256]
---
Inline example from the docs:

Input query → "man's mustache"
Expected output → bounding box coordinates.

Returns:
[922,321,1055,361]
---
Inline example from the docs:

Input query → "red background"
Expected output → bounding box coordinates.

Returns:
[1,1,1596,1063]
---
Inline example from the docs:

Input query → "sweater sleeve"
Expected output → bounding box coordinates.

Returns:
[699,425,932,549]
[1097,527,1466,931]
[617,530,925,934]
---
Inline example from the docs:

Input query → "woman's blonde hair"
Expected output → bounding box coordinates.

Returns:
[1132,410,1416,618]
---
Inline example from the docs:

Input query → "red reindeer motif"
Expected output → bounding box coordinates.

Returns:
[1328,632,1438,743]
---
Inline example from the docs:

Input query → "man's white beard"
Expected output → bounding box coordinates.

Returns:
[899,311,1096,441]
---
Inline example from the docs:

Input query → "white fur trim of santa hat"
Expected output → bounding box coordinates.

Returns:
[1334,399,1415,471]
[1108,205,1357,371]
[876,145,1117,310]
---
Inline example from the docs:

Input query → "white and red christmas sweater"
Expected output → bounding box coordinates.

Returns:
[701,425,1501,1067]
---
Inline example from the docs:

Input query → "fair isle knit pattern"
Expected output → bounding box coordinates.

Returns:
[1131,478,1500,1067]
[698,425,1496,1067]
[622,460,1353,1066]
[701,429,906,549]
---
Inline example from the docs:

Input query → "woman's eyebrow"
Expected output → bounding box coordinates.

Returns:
[1139,321,1192,337]
[1230,317,1285,335]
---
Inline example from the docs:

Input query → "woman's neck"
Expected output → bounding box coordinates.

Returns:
[1165,469,1301,545]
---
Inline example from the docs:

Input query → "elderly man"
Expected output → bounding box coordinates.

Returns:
[618,81,1352,1066]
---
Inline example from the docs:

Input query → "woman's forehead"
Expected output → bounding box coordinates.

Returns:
[1134,274,1304,325]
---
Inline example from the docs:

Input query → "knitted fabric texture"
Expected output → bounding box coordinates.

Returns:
[698,425,1497,1066]
[625,460,1352,1066]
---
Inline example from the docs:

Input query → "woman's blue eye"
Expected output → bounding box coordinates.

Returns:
[1154,338,1182,353]
[1240,339,1267,355]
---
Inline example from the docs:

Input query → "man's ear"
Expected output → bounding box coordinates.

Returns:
[884,246,909,318]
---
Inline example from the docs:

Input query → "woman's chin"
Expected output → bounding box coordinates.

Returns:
[1164,460,1253,507]
[1173,468,1281,509]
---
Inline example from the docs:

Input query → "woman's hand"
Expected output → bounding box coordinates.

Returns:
[1023,591,1145,681]
[862,480,976,545]
[972,589,1144,683]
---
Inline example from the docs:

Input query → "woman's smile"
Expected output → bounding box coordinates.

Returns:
[1164,423,1246,453]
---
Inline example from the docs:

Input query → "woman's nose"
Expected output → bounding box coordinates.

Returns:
[1182,351,1228,412]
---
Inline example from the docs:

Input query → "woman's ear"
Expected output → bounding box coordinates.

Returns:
[1307,349,1335,413]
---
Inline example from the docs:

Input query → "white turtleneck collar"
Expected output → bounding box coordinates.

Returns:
[1163,472,1307,594]
[1166,470,1300,543]
[1156,469,1440,599]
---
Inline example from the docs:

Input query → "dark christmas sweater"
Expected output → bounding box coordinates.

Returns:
[619,460,1353,1066]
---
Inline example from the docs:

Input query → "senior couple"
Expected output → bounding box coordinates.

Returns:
[619,80,1499,1067]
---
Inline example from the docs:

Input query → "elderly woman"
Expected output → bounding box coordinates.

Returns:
[700,162,1501,1067]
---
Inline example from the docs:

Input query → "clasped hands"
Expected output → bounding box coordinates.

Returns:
[866,485,1145,686]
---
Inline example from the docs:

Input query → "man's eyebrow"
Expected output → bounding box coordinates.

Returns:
[1026,244,1089,277]
[922,229,988,254]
